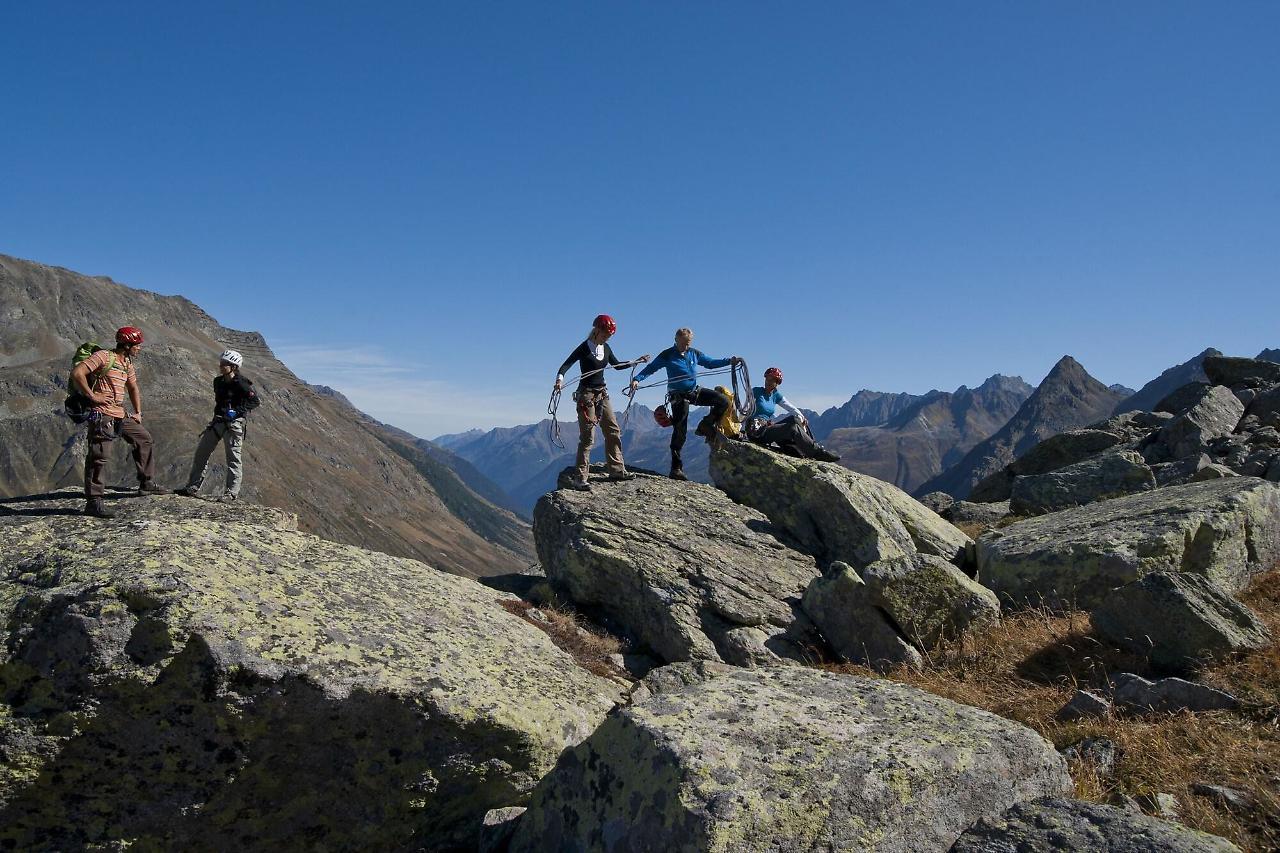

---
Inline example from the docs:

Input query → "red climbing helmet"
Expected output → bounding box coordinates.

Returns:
[116,326,144,346]
[765,366,783,383]
[653,404,672,428]
[593,314,617,335]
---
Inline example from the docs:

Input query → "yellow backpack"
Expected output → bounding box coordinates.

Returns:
[714,385,742,438]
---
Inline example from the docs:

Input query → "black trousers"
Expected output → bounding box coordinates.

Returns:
[669,387,729,469]
[753,417,821,458]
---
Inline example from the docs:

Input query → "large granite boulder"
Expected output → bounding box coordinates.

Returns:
[1203,355,1280,389]
[533,473,820,666]
[1009,450,1156,516]
[949,500,1012,530]
[709,440,970,569]
[1245,386,1280,429]
[1091,572,1271,671]
[975,478,1280,610]
[800,562,923,671]
[1156,381,1214,416]
[1157,385,1245,460]
[1007,429,1123,477]
[508,666,1071,852]
[0,495,620,851]
[951,797,1241,852]
[861,554,1001,649]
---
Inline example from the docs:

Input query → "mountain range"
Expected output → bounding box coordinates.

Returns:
[0,254,531,578]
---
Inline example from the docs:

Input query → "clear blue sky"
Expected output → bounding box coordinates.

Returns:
[3,3,1278,438]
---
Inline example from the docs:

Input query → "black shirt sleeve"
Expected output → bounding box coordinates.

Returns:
[606,343,627,369]
[558,342,586,378]
[238,377,261,412]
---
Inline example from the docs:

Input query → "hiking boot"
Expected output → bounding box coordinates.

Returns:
[669,468,688,481]
[567,477,591,492]
[138,481,170,496]
[84,499,115,519]
[606,471,637,482]
[176,486,201,498]
[814,446,841,463]
[694,419,714,438]
[217,493,239,503]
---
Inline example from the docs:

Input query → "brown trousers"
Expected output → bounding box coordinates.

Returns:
[575,388,625,480]
[85,416,156,498]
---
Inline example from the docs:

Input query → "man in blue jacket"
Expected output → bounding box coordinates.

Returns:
[631,327,741,481]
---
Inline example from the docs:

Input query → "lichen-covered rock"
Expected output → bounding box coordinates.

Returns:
[920,491,956,516]
[0,496,620,851]
[1203,355,1280,389]
[1008,429,1123,476]
[1091,573,1271,672]
[1157,385,1245,459]
[1151,453,1212,487]
[1192,462,1239,481]
[709,441,970,569]
[950,797,1241,852]
[975,478,1280,610]
[533,473,820,666]
[1009,450,1155,515]
[949,500,1011,530]
[509,667,1071,853]
[800,562,922,671]
[1111,673,1239,714]
[861,555,1001,649]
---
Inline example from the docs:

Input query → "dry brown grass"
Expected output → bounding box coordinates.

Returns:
[500,598,627,680]
[823,570,1280,851]
[953,521,989,540]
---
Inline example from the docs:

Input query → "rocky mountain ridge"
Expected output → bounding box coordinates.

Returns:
[917,355,1129,499]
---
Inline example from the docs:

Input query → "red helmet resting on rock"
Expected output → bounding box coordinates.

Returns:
[765,366,783,383]
[653,404,672,428]
[593,314,617,334]
[116,326,144,346]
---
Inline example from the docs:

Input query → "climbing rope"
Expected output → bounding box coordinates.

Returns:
[550,358,757,446]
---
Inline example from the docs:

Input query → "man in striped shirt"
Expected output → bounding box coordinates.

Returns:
[71,326,169,518]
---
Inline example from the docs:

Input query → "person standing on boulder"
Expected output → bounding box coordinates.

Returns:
[554,315,649,491]
[630,328,742,481]
[747,367,840,461]
[177,349,261,502]
[72,326,169,518]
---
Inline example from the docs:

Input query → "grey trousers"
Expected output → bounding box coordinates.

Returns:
[184,418,246,497]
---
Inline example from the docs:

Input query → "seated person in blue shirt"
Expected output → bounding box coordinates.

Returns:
[748,366,840,462]
[631,327,741,481]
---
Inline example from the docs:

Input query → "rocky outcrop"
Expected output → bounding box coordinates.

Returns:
[1091,572,1271,671]
[1156,385,1246,460]
[509,666,1071,852]
[861,554,1001,648]
[709,440,970,570]
[800,562,923,671]
[533,472,820,666]
[0,495,620,851]
[976,478,1280,610]
[1203,354,1280,389]
[918,356,1129,500]
[1009,449,1156,515]
[951,797,1241,852]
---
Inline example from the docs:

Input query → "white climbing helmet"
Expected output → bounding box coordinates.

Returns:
[219,349,244,367]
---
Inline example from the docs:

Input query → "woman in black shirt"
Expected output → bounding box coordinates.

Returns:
[554,314,649,490]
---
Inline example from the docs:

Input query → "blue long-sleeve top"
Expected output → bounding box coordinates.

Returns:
[634,346,732,393]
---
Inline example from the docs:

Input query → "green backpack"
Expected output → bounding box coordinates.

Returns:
[64,343,116,423]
